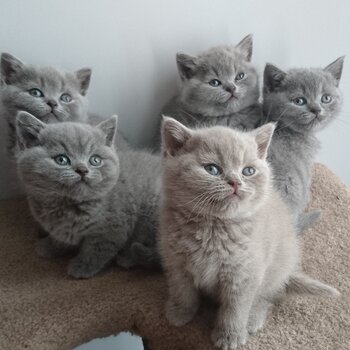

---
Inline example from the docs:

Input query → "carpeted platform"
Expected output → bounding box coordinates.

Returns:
[0,163,349,350]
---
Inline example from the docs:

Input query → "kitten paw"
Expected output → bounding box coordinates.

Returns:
[211,326,248,350]
[67,257,102,279]
[165,299,198,326]
[36,237,59,258]
[247,316,265,335]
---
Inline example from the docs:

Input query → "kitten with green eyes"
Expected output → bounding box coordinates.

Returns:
[260,57,345,230]
[16,112,160,278]
[159,117,339,350]
[158,35,261,148]
[1,52,91,155]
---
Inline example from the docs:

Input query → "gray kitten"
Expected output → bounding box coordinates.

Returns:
[261,57,344,230]
[16,112,160,278]
[1,53,91,155]
[159,35,261,147]
[159,117,338,350]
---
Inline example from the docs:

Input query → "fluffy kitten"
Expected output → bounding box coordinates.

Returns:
[261,57,344,229]
[16,112,160,278]
[158,35,261,147]
[159,118,338,350]
[1,53,91,155]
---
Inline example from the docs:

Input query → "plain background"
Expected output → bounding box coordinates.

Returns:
[0,1,349,349]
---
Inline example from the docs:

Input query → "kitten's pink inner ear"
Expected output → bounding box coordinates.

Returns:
[253,123,275,159]
[162,118,192,156]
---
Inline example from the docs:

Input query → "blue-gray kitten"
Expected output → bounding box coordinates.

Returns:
[159,34,261,147]
[16,112,160,278]
[1,53,91,155]
[261,57,344,230]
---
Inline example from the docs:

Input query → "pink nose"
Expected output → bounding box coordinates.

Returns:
[228,180,239,192]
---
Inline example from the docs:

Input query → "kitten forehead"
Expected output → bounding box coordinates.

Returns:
[285,68,338,94]
[40,123,105,155]
[198,46,249,76]
[11,64,80,91]
[190,126,257,163]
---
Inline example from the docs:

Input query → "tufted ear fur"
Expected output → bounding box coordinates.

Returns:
[251,122,276,159]
[16,111,46,149]
[235,34,253,62]
[161,116,192,156]
[264,63,287,92]
[96,115,118,147]
[1,53,25,84]
[324,56,345,86]
[75,68,92,95]
[176,52,199,80]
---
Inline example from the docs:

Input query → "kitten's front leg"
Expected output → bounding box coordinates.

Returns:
[166,269,199,326]
[67,231,127,279]
[36,235,75,258]
[212,277,258,350]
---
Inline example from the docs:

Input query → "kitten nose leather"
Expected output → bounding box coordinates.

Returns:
[75,167,89,177]
[228,180,240,193]
[225,85,236,94]
[47,100,58,109]
[310,106,321,116]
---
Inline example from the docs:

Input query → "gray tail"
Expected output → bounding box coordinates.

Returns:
[297,210,321,234]
[286,273,340,297]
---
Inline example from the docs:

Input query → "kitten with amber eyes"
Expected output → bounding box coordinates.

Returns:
[260,57,345,230]
[159,117,338,350]
[16,112,160,278]
[157,35,261,148]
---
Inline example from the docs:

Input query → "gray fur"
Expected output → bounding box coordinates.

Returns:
[16,112,160,278]
[158,35,261,147]
[159,118,338,349]
[261,57,344,227]
[1,53,91,155]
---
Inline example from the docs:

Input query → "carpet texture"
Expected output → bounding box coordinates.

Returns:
[0,163,349,350]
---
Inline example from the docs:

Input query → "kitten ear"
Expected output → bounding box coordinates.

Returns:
[324,56,345,86]
[176,52,198,80]
[235,34,253,61]
[264,63,287,92]
[75,68,92,95]
[97,115,118,147]
[251,123,276,159]
[16,111,45,149]
[161,116,192,156]
[1,53,24,84]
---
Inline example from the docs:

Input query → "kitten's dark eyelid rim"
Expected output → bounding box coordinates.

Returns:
[203,163,223,175]
[53,154,71,166]
[235,72,246,81]
[292,97,307,106]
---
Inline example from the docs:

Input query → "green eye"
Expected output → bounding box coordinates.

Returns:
[242,166,256,176]
[89,155,102,166]
[209,79,221,87]
[54,154,71,166]
[236,72,245,81]
[29,88,44,97]
[60,93,72,103]
[293,97,307,106]
[204,164,222,176]
[321,94,332,104]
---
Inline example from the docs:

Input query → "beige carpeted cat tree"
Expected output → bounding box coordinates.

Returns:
[0,163,349,350]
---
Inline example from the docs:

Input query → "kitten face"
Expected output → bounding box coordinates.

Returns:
[16,112,119,201]
[1,53,91,126]
[263,57,344,133]
[161,118,274,219]
[176,35,259,117]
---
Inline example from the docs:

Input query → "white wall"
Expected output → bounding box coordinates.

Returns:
[0,0,349,201]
